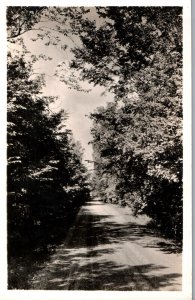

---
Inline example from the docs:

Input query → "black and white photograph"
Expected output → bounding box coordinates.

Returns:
[1,1,192,299]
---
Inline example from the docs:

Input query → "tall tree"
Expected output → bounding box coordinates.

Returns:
[85,7,183,239]
[7,52,89,251]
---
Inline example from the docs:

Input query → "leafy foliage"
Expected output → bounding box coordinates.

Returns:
[7,7,46,40]
[70,7,182,95]
[7,52,90,255]
[86,7,183,240]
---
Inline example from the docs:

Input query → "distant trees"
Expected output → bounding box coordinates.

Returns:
[7,52,90,252]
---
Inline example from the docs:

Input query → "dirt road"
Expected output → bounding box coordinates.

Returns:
[30,199,182,290]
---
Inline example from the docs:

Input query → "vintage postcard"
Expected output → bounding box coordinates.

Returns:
[0,0,192,300]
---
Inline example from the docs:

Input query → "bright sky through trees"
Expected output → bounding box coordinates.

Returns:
[8,8,113,169]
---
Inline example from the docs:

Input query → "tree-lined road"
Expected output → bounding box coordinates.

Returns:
[30,199,182,290]
[7,7,184,291]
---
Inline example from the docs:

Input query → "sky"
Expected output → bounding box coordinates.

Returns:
[12,9,114,169]
[41,73,113,168]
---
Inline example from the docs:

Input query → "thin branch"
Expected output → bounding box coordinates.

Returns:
[37,26,80,47]
[29,72,56,78]
[7,28,44,40]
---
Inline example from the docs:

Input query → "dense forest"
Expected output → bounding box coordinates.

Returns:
[7,6,183,288]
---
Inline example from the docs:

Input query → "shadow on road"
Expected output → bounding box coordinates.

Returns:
[67,201,181,253]
[34,261,181,290]
[30,200,182,291]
